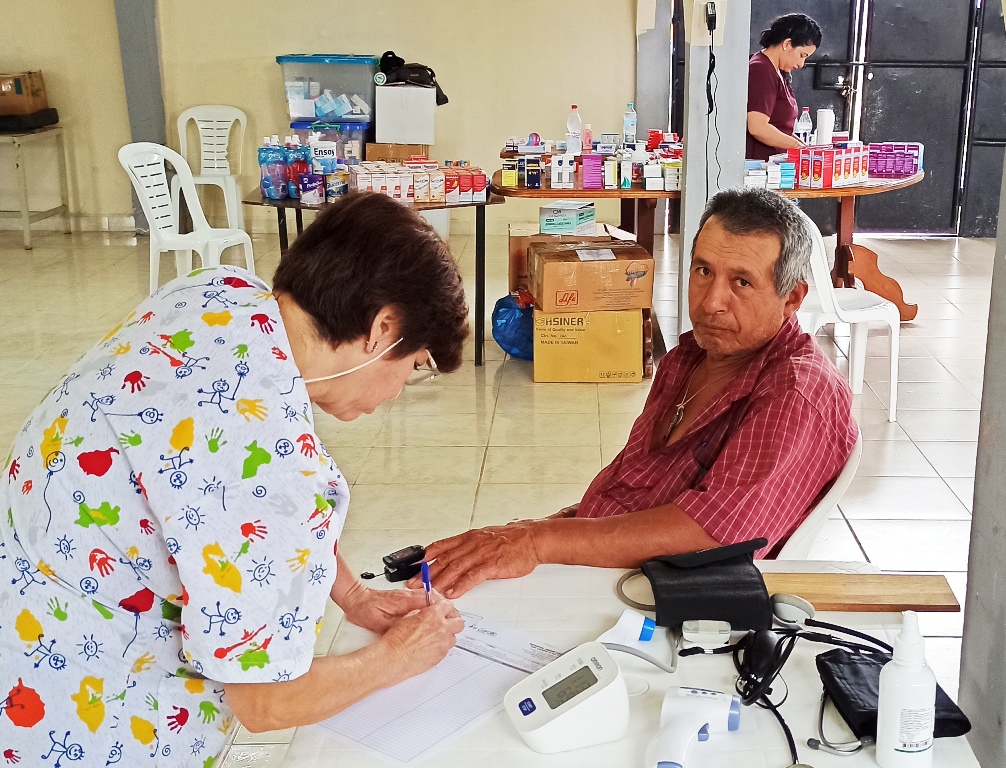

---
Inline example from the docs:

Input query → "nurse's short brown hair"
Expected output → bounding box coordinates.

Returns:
[273,192,469,372]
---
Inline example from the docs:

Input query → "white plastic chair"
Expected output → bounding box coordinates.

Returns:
[118,142,254,294]
[777,429,863,559]
[174,105,247,230]
[795,210,900,422]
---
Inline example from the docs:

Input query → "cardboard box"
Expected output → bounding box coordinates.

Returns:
[539,200,596,235]
[471,169,487,202]
[375,84,436,144]
[528,240,654,313]
[533,309,643,383]
[0,71,48,116]
[366,143,430,163]
[508,226,616,292]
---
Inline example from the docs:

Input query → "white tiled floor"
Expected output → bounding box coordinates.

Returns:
[0,223,988,764]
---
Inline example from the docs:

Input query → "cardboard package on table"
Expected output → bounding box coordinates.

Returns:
[365,142,430,162]
[534,309,643,383]
[508,225,616,292]
[528,240,654,313]
[0,71,48,116]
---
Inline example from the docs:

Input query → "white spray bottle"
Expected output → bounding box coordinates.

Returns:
[875,611,936,768]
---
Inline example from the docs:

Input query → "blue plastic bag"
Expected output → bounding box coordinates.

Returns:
[491,293,534,360]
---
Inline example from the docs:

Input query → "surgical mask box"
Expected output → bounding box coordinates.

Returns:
[429,169,446,202]
[533,309,643,383]
[527,240,654,313]
[508,226,616,292]
[539,200,596,236]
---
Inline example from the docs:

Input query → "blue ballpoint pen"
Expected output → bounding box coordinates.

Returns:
[421,561,432,606]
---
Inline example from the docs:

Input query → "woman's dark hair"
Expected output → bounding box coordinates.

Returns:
[759,13,822,49]
[273,192,469,372]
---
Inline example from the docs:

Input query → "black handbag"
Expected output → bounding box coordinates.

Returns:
[816,647,972,740]
[638,538,774,630]
[378,50,449,106]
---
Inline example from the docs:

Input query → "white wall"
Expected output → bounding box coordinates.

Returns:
[156,0,639,233]
[0,0,134,230]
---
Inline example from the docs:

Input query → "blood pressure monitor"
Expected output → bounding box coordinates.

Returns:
[503,641,629,753]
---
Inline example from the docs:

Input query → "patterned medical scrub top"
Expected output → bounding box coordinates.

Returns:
[0,267,348,767]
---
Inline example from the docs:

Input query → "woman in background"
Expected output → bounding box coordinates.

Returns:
[747,13,823,160]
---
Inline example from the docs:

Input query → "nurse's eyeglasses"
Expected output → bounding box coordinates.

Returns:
[408,351,439,385]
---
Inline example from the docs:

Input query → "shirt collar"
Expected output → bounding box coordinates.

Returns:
[671,315,804,437]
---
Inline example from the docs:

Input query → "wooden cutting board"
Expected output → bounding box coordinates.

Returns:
[761,573,959,613]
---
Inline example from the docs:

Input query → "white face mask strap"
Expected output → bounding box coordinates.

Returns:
[304,337,404,383]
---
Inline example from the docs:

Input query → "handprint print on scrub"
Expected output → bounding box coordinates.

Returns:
[122,371,149,393]
[205,428,227,454]
[47,597,69,621]
[118,431,142,448]
[250,314,275,334]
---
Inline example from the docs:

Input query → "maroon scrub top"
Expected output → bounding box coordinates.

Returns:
[747,51,798,160]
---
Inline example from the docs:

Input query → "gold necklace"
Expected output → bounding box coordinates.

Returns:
[663,361,745,442]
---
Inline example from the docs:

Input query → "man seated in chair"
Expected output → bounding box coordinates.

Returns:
[417,188,859,598]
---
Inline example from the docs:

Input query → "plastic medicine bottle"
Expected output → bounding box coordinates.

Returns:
[794,107,813,144]
[876,611,936,768]
[623,102,637,147]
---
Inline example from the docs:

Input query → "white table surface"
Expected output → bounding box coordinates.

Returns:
[222,562,977,768]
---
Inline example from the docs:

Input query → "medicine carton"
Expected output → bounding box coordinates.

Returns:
[603,158,618,189]
[429,169,446,202]
[458,169,473,203]
[471,169,488,202]
[533,309,643,383]
[414,171,430,202]
[550,156,565,189]
[444,168,460,204]
[501,159,518,188]
[527,240,654,313]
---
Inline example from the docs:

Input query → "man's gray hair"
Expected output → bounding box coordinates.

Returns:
[692,188,811,296]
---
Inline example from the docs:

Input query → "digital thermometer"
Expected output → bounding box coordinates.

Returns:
[504,641,629,753]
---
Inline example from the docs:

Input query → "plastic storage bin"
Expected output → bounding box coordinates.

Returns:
[277,54,379,123]
[290,121,369,165]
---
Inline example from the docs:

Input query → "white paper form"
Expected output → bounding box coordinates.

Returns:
[312,612,563,764]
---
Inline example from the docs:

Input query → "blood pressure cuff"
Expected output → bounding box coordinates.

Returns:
[816,648,971,739]
[640,538,773,631]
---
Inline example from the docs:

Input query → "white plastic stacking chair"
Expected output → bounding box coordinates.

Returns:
[777,428,863,559]
[174,105,247,229]
[795,209,900,422]
[118,142,254,294]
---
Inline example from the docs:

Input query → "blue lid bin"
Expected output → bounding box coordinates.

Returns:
[277,54,379,123]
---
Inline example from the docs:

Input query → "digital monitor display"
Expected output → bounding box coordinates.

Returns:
[542,665,599,710]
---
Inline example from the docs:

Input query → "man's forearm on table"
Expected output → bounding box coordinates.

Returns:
[531,503,720,568]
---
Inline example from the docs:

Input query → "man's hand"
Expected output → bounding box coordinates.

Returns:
[338,584,430,634]
[411,522,542,598]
